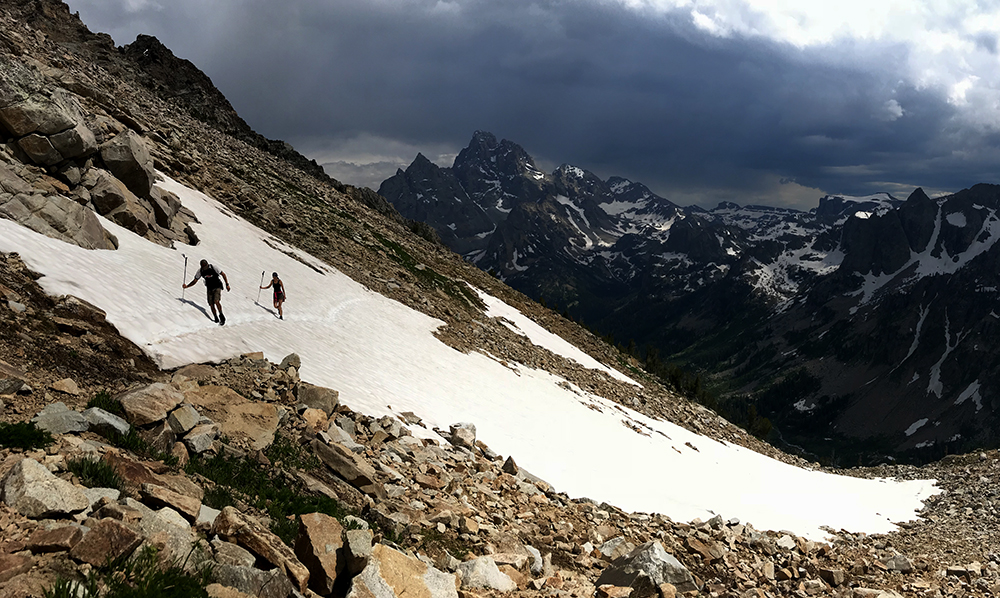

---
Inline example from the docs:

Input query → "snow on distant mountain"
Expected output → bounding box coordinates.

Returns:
[381,132,1000,464]
[0,173,938,539]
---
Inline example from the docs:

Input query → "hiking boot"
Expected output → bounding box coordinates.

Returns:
[213,315,219,323]
[219,313,226,326]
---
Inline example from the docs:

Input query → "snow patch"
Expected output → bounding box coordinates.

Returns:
[954,380,983,412]
[945,212,967,227]
[905,419,929,436]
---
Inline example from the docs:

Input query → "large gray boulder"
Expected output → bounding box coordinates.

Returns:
[457,556,516,592]
[31,402,88,435]
[595,541,698,596]
[0,191,117,250]
[49,121,97,160]
[0,458,89,518]
[82,407,130,436]
[0,88,84,137]
[100,130,155,198]
[117,382,185,426]
[0,80,98,165]
[88,171,154,237]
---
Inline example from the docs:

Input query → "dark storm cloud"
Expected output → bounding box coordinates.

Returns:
[67,0,993,208]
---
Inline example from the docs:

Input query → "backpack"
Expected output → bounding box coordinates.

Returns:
[202,265,223,290]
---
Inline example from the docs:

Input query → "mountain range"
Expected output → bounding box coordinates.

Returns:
[380,131,1000,464]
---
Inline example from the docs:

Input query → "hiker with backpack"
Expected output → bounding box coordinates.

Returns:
[260,271,286,319]
[183,259,231,325]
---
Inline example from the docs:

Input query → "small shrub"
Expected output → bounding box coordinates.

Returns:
[102,428,179,467]
[86,390,125,417]
[0,421,53,450]
[186,449,355,545]
[264,433,319,470]
[67,457,126,493]
[44,545,211,598]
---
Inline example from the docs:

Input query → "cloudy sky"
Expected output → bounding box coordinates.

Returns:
[66,0,1000,210]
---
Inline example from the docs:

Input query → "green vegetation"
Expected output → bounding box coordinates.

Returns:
[185,434,355,545]
[0,421,53,450]
[372,231,484,309]
[86,390,126,417]
[414,526,471,561]
[44,545,211,598]
[101,428,179,467]
[67,456,127,493]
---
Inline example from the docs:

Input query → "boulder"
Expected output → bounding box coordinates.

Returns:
[0,88,84,137]
[88,171,153,237]
[212,538,256,568]
[27,525,84,553]
[69,518,143,566]
[601,537,636,561]
[347,543,458,598]
[0,191,116,250]
[183,385,279,450]
[167,404,201,434]
[882,553,913,573]
[1,458,89,518]
[149,187,181,228]
[18,133,61,165]
[82,407,130,437]
[184,423,220,454]
[212,565,293,598]
[117,382,185,426]
[174,363,217,381]
[448,422,476,449]
[279,353,301,369]
[457,556,517,592]
[31,402,88,435]
[138,506,198,565]
[343,528,374,575]
[312,439,387,499]
[326,421,364,452]
[100,130,155,198]
[595,542,697,596]
[294,512,344,595]
[139,483,202,523]
[213,506,310,593]
[49,121,97,160]
[297,383,339,415]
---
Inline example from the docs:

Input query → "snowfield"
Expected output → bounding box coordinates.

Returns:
[0,175,938,539]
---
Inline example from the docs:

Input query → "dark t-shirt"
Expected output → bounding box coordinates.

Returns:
[195,265,224,290]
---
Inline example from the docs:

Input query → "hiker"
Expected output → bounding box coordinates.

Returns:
[183,259,231,325]
[260,271,286,319]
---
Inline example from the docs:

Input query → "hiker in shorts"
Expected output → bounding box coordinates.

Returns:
[260,272,286,319]
[183,259,231,325]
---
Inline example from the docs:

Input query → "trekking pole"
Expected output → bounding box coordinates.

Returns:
[255,271,265,304]
[182,254,188,299]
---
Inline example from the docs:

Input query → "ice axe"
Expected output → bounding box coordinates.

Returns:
[256,270,265,305]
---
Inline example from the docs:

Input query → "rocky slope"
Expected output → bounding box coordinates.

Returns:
[380,132,1000,464]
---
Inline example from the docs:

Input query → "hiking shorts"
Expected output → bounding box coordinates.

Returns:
[207,287,223,304]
